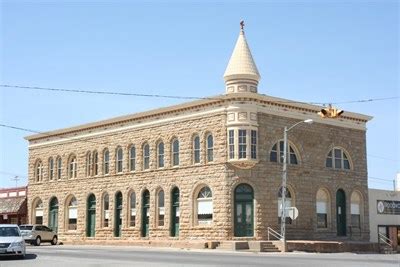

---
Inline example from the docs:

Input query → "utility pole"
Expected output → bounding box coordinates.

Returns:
[11,176,20,187]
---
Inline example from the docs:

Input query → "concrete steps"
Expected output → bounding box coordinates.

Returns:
[216,241,281,252]
[260,241,281,252]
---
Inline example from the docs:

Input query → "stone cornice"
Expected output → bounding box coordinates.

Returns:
[25,93,372,145]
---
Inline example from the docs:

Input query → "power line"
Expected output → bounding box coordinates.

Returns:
[368,154,400,162]
[1,84,399,106]
[0,84,215,101]
[368,176,394,182]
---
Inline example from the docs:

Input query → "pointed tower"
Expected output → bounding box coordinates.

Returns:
[224,21,261,94]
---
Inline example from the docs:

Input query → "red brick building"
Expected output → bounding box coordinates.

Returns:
[0,186,27,225]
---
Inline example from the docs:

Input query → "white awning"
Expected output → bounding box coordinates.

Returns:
[69,207,77,219]
[317,201,327,214]
[198,200,213,215]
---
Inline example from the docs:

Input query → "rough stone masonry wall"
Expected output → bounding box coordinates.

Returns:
[27,112,233,242]
[225,113,369,241]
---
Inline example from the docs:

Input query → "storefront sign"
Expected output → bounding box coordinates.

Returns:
[377,200,400,215]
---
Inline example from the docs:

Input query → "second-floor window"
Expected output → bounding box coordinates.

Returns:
[143,144,150,170]
[68,155,77,179]
[116,147,123,173]
[103,149,110,175]
[193,135,200,164]
[172,139,179,166]
[206,134,214,162]
[158,142,164,168]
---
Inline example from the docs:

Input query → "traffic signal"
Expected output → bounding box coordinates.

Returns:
[318,104,344,118]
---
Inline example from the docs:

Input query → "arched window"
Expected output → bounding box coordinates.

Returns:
[93,151,98,176]
[116,147,123,173]
[157,190,165,226]
[206,134,214,162]
[316,189,330,228]
[67,196,78,230]
[172,139,179,166]
[129,191,136,227]
[129,146,136,172]
[351,191,362,228]
[35,160,43,182]
[34,199,43,224]
[68,155,77,179]
[278,187,293,224]
[48,157,54,180]
[86,151,93,177]
[326,147,351,170]
[197,186,213,225]
[143,143,150,170]
[56,157,62,180]
[103,193,110,227]
[270,141,298,164]
[103,149,110,175]
[193,135,200,164]
[158,142,164,168]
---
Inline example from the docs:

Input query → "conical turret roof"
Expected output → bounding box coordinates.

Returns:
[223,25,260,82]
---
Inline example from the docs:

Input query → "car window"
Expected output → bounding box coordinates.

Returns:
[43,226,51,231]
[35,226,43,231]
[0,227,20,237]
[19,225,33,231]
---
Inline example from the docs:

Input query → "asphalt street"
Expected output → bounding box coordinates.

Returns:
[0,244,398,267]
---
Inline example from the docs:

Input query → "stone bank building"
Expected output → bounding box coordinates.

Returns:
[26,26,372,243]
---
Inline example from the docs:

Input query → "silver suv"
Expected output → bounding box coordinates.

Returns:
[19,225,57,246]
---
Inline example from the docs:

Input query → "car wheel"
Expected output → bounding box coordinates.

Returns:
[35,236,41,246]
[51,236,57,245]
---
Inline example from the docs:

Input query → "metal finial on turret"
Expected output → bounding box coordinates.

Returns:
[240,20,245,30]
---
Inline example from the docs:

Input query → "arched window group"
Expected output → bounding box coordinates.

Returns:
[326,147,351,170]
[270,141,298,164]
[32,133,215,183]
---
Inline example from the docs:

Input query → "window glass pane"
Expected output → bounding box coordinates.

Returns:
[251,130,257,159]
[335,158,342,169]
[238,130,247,159]
[130,146,136,171]
[270,151,277,162]
[158,142,164,168]
[228,130,235,159]
[334,149,342,159]
[207,135,214,162]
[343,159,350,170]
[326,157,332,168]
[194,136,200,163]
[144,144,150,169]
[173,140,179,166]
[317,214,327,228]
[290,153,298,165]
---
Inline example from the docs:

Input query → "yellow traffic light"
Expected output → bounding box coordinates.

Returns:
[318,104,344,118]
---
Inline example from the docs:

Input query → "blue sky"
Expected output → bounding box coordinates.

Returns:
[0,1,399,189]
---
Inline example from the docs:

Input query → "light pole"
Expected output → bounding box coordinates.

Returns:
[281,119,313,251]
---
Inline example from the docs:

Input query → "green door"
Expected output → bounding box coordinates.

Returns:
[234,184,254,237]
[171,187,180,237]
[336,189,346,236]
[114,192,122,237]
[49,197,59,233]
[141,190,150,237]
[86,194,96,237]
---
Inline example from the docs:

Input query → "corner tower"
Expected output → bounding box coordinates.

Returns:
[224,21,261,94]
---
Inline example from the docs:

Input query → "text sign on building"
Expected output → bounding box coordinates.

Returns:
[377,200,400,215]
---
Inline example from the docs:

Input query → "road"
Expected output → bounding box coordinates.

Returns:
[0,244,398,267]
